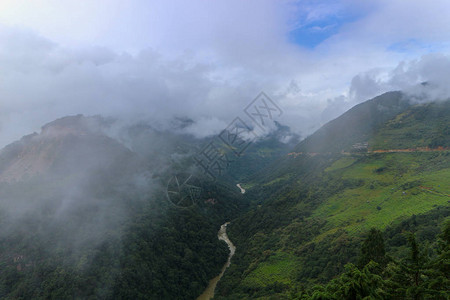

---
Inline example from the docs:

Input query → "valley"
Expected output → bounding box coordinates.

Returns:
[0,94,448,299]
[2,2,450,299]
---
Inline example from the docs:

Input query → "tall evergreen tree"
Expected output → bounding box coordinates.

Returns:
[358,228,387,268]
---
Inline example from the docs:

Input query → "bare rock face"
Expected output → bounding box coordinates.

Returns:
[0,115,138,183]
[40,114,103,138]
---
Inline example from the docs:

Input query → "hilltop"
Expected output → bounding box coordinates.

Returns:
[0,115,140,183]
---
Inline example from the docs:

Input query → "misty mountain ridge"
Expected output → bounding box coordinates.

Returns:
[0,111,302,186]
[295,91,450,154]
[0,90,447,299]
[0,89,447,186]
[0,115,140,184]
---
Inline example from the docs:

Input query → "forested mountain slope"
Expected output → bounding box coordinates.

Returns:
[0,115,245,299]
[216,94,450,299]
[0,113,298,299]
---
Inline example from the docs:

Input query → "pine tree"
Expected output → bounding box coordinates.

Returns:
[315,262,385,299]
[358,228,387,269]
[423,220,450,299]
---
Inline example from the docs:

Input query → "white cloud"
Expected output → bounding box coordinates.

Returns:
[1,1,450,146]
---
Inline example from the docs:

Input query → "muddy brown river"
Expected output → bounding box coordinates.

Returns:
[196,222,236,300]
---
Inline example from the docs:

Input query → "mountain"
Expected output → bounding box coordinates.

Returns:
[295,91,410,153]
[0,113,298,299]
[0,115,242,299]
[215,93,450,299]
[295,91,449,153]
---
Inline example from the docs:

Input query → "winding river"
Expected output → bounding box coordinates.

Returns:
[197,222,236,300]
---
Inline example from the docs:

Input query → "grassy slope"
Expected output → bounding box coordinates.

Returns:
[223,152,449,296]
[370,101,450,149]
[313,152,449,236]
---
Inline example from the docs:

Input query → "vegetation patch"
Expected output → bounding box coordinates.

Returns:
[325,157,358,172]
[241,252,300,288]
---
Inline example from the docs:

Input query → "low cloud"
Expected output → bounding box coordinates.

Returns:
[349,53,450,104]
[2,1,450,147]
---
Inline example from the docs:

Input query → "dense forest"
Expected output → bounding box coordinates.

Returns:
[296,218,449,299]
[0,116,251,300]
[0,177,248,299]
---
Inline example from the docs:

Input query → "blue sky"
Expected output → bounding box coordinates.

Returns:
[1,0,450,146]
[288,1,367,48]
[290,17,344,49]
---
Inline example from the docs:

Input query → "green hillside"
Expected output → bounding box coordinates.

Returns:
[215,95,450,299]
[370,100,450,150]
[295,91,410,153]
